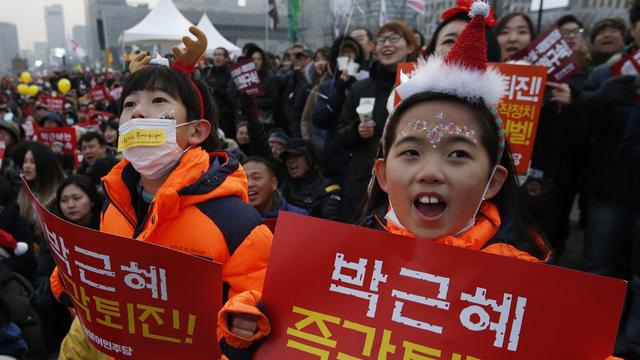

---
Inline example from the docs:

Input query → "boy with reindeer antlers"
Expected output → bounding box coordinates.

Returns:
[52,27,272,359]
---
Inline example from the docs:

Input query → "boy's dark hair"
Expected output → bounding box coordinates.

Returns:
[556,14,584,29]
[53,175,104,225]
[351,27,374,42]
[242,156,277,178]
[357,92,548,261]
[118,65,220,152]
[79,131,107,147]
[631,0,640,26]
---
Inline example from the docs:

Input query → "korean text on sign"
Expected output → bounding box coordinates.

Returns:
[23,179,222,360]
[256,212,626,360]
[491,63,547,176]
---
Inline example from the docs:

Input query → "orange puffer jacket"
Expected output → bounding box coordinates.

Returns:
[368,202,553,263]
[100,148,272,300]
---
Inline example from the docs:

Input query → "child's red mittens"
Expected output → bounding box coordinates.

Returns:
[217,290,270,349]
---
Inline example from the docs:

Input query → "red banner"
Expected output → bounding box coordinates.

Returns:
[511,25,581,83]
[90,86,111,103]
[256,212,626,359]
[230,60,263,96]
[21,179,222,359]
[34,127,77,155]
[490,63,547,176]
[75,119,102,132]
[611,49,640,76]
[86,110,113,122]
[42,96,65,114]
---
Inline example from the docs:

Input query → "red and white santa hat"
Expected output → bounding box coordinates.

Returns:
[382,1,508,157]
[396,1,505,107]
[0,229,28,257]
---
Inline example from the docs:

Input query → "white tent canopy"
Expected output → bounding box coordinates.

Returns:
[122,0,193,45]
[196,14,242,56]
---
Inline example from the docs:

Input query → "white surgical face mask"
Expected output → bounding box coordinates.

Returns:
[118,118,196,179]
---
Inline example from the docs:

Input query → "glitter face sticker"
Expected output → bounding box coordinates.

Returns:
[398,114,479,148]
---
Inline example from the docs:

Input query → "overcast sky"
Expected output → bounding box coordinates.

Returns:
[0,0,159,50]
[0,0,566,51]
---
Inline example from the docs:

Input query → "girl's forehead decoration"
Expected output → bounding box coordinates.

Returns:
[398,116,478,148]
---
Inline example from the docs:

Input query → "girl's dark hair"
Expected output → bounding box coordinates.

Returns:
[118,64,220,152]
[494,13,536,40]
[426,13,501,62]
[245,46,272,74]
[357,92,547,260]
[53,175,103,227]
[13,141,65,195]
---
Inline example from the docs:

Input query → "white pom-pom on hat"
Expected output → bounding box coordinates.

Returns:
[469,1,490,18]
[14,242,28,256]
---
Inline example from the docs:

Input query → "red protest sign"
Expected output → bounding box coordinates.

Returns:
[90,86,111,103]
[86,110,113,122]
[490,63,547,176]
[42,96,65,113]
[230,59,264,96]
[34,126,77,155]
[391,62,419,109]
[256,212,626,359]
[611,49,640,76]
[21,179,222,359]
[75,119,101,132]
[611,50,640,102]
[511,25,581,83]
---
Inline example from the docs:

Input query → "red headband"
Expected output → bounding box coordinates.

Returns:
[172,59,205,119]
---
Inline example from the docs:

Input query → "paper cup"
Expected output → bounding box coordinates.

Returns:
[356,103,374,122]
[337,56,349,71]
[347,61,360,76]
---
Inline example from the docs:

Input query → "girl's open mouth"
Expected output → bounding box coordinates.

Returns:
[414,193,446,220]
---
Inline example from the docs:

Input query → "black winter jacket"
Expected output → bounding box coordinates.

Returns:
[280,172,341,221]
[336,62,396,221]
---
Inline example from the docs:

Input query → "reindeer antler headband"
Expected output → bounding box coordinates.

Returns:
[129,26,208,119]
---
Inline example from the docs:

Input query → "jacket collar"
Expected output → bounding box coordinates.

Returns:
[102,148,248,229]
[376,202,501,251]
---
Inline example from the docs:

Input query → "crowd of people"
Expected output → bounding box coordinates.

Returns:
[0,0,639,358]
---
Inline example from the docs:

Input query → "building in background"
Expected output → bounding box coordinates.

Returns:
[45,4,66,49]
[73,25,88,51]
[84,0,150,67]
[0,22,19,74]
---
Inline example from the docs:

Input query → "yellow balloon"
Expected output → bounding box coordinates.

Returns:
[27,85,39,96]
[20,71,32,84]
[17,84,28,94]
[57,78,71,95]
